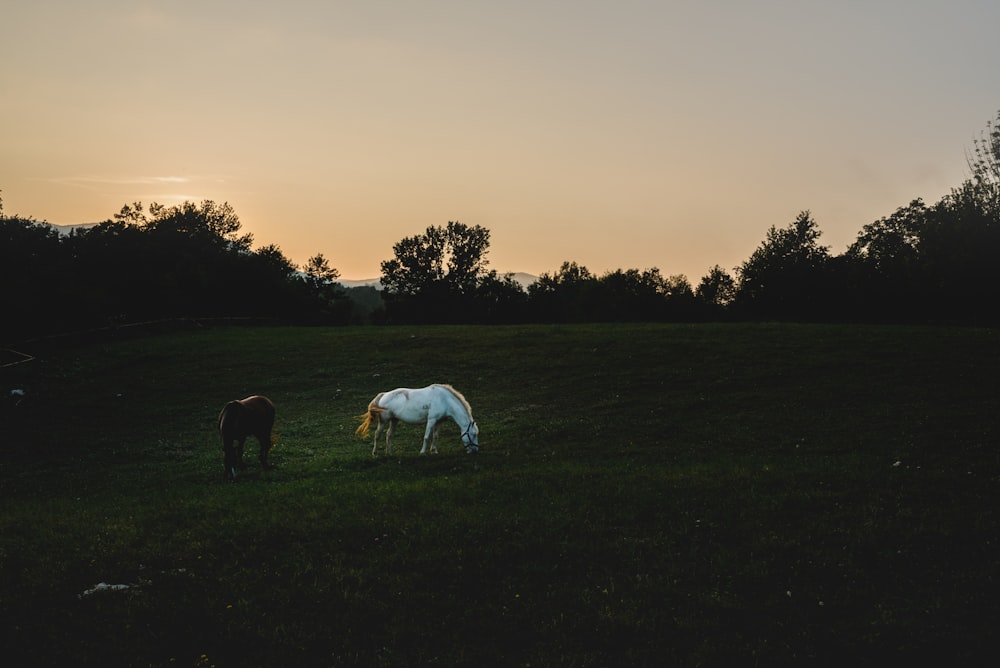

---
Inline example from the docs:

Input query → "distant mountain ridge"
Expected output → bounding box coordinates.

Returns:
[336,278,383,289]
[48,222,100,235]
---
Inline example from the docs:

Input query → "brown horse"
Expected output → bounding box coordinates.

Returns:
[218,395,275,481]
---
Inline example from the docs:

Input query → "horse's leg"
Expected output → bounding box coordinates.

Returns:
[258,431,275,470]
[385,419,397,455]
[420,419,437,454]
[234,437,248,470]
[222,439,238,481]
[372,418,383,456]
[429,423,441,454]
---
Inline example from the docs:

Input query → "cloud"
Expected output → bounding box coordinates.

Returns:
[38,175,217,210]
[47,175,193,188]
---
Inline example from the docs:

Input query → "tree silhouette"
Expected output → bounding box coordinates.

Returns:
[844,199,927,321]
[380,221,498,322]
[0,199,348,338]
[921,182,1000,323]
[967,109,1000,219]
[736,211,831,320]
[696,265,737,308]
[0,214,68,340]
[381,222,492,296]
[528,261,598,322]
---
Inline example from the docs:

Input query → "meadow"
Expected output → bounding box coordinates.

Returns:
[1,323,998,667]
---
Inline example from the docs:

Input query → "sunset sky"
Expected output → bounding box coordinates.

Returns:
[3,1,999,282]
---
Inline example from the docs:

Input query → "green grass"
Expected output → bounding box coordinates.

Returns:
[2,323,998,666]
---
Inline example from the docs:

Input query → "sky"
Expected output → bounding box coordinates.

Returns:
[3,1,999,282]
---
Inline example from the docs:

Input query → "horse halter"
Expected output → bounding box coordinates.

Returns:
[461,420,478,445]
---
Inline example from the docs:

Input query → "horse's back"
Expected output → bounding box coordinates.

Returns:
[241,395,275,419]
[369,391,387,410]
[376,385,461,424]
[219,395,274,437]
[374,388,414,414]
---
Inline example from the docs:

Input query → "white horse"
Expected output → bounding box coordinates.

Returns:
[355,384,479,456]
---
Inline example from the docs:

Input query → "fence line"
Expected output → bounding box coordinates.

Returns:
[1,348,36,368]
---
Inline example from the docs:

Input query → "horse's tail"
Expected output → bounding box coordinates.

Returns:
[354,411,372,439]
[354,404,384,439]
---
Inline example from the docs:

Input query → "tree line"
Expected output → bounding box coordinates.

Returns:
[1,200,351,342]
[3,112,999,341]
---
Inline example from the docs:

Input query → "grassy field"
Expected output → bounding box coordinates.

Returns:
[1,323,998,666]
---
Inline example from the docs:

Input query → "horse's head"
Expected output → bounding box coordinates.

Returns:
[462,420,479,454]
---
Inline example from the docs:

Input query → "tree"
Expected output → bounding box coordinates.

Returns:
[77,201,297,321]
[1,197,350,334]
[113,201,149,227]
[144,200,252,251]
[380,221,495,323]
[252,244,298,278]
[136,201,253,315]
[298,253,351,323]
[528,261,598,322]
[471,270,528,323]
[532,261,594,289]
[843,199,927,321]
[967,109,1000,218]
[303,253,340,291]
[696,265,737,307]
[0,214,67,340]
[380,221,491,297]
[591,268,667,321]
[443,222,491,295]
[847,199,925,274]
[662,274,694,300]
[380,225,448,297]
[63,217,155,323]
[736,211,831,319]
[920,180,1000,323]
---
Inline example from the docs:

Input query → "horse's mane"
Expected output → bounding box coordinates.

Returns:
[436,383,473,416]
